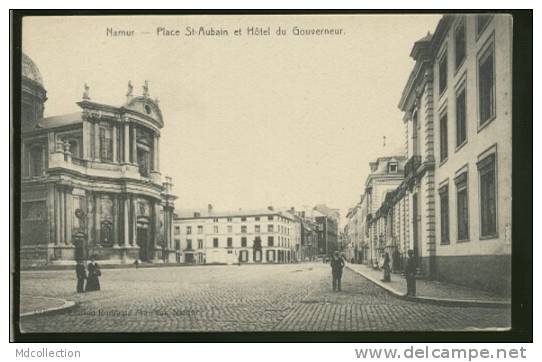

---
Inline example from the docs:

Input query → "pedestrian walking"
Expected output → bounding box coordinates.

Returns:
[85,256,101,292]
[330,251,345,292]
[381,252,391,282]
[405,249,417,296]
[238,252,242,266]
[75,260,87,293]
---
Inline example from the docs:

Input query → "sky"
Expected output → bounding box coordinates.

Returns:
[22,14,441,226]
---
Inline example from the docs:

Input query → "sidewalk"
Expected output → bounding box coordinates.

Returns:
[20,296,76,317]
[346,263,510,308]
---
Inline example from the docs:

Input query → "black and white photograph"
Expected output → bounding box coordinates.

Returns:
[10,10,532,343]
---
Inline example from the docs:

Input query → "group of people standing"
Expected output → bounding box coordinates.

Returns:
[75,256,101,293]
[329,249,418,297]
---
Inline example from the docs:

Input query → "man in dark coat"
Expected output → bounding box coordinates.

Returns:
[405,249,417,296]
[330,251,345,292]
[75,260,87,293]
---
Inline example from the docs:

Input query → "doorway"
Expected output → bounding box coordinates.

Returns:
[137,223,149,261]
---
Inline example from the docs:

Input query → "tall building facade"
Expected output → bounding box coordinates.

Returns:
[20,53,176,266]
[365,14,512,293]
[173,207,299,265]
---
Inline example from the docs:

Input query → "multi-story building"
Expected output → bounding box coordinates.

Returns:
[368,14,512,294]
[173,206,299,264]
[20,53,177,266]
[365,155,407,267]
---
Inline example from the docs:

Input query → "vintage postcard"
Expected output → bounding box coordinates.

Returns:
[13,12,522,338]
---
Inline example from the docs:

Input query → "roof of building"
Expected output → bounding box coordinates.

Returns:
[37,112,82,129]
[22,53,44,87]
[174,208,297,221]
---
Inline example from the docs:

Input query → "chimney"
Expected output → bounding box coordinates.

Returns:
[267,205,274,211]
[194,212,201,218]
[208,204,213,214]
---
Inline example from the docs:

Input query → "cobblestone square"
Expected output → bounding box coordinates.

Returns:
[19,263,510,333]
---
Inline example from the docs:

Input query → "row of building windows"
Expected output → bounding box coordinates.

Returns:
[439,152,497,245]
[182,236,292,249]
[437,16,496,164]
[175,224,291,235]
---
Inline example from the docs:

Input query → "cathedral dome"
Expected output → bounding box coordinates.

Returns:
[22,52,44,87]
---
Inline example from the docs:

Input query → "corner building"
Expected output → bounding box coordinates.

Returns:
[367,15,512,294]
[20,53,176,266]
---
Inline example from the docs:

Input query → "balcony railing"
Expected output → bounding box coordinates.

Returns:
[404,155,422,179]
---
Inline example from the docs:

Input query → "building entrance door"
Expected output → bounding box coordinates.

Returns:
[137,223,149,261]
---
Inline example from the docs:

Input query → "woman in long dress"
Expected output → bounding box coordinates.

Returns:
[85,256,101,292]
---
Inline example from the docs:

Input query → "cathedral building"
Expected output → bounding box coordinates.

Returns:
[20,53,177,266]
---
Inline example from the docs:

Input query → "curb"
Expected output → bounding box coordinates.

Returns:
[20,297,77,317]
[346,265,510,309]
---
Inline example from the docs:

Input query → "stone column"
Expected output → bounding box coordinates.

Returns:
[83,120,91,160]
[94,193,100,246]
[131,126,137,164]
[123,195,130,246]
[94,121,100,161]
[112,124,117,163]
[54,186,62,245]
[58,188,65,245]
[130,195,137,246]
[113,195,119,246]
[65,188,73,245]
[153,135,159,171]
[123,123,130,163]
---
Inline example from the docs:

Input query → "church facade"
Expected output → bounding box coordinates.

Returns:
[20,53,177,266]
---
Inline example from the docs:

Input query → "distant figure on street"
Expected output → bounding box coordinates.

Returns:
[238,252,242,266]
[85,256,101,292]
[405,249,417,296]
[381,252,391,282]
[75,260,87,293]
[330,251,345,292]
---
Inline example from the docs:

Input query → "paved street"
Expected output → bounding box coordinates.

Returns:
[19,263,510,332]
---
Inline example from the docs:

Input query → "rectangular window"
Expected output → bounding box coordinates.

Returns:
[227,225,233,233]
[197,225,203,234]
[174,226,180,235]
[186,226,192,234]
[455,172,469,241]
[255,216,260,221]
[454,20,466,70]
[267,224,274,233]
[227,237,233,247]
[186,239,192,250]
[388,163,398,173]
[268,215,274,221]
[478,154,497,237]
[439,186,450,245]
[197,239,203,249]
[255,225,260,233]
[412,110,420,156]
[476,15,492,36]
[241,217,247,221]
[456,86,467,147]
[213,218,219,222]
[268,236,274,247]
[213,238,219,248]
[478,44,496,127]
[438,50,448,94]
[99,126,113,161]
[227,217,233,222]
[241,225,247,233]
[439,111,448,162]
[241,237,247,247]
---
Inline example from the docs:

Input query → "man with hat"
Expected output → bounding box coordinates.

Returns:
[330,250,345,292]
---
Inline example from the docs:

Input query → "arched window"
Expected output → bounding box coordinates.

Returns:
[29,145,43,176]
